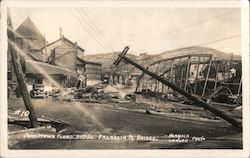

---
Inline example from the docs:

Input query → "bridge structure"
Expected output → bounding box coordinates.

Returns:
[135,54,242,105]
[114,46,242,127]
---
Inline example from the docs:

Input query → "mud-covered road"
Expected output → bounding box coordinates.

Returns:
[8,97,242,149]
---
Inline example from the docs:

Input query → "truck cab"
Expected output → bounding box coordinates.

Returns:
[30,84,46,98]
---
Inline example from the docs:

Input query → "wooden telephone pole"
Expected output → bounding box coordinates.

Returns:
[8,10,39,128]
[114,46,241,128]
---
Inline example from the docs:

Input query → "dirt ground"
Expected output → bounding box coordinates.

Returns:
[8,95,242,149]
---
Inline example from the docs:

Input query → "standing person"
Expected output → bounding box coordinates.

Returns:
[109,75,114,85]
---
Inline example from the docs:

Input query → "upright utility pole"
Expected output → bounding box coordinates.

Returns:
[8,10,39,128]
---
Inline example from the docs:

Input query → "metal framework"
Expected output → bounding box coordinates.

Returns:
[135,54,242,104]
[114,46,241,127]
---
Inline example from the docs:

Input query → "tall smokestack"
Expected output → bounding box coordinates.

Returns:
[59,27,62,38]
[74,42,78,56]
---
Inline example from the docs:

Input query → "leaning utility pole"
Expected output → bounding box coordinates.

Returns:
[114,46,241,128]
[7,10,39,128]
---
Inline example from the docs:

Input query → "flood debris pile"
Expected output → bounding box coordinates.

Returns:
[49,82,241,121]
[55,83,136,104]
[8,115,69,132]
[8,114,70,148]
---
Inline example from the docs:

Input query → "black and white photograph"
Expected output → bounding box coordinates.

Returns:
[0,0,249,157]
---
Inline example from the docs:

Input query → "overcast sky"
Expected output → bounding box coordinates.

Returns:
[9,7,241,55]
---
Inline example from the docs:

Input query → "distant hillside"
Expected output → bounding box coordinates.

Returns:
[84,46,241,74]
[84,52,137,73]
[152,46,241,62]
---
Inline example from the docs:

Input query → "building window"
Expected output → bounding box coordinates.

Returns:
[7,71,12,80]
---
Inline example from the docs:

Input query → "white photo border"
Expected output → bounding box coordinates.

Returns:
[0,1,249,158]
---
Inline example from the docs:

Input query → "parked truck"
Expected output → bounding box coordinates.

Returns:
[30,84,47,98]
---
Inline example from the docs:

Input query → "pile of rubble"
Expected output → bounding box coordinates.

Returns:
[56,84,136,104]
[52,83,242,121]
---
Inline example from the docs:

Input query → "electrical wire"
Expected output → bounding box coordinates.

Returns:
[79,9,115,52]
[212,43,241,50]
[69,8,113,53]
[194,35,241,47]
[130,9,240,49]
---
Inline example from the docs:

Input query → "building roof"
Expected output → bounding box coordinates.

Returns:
[15,17,47,49]
[28,50,44,61]
[28,35,86,62]
[24,60,77,77]
[77,57,102,66]
[41,36,85,52]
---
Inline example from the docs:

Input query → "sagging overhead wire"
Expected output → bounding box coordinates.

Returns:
[213,43,241,50]
[144,34,241,55]
[194,34,241,47]
[69,8,113,53]
[129,9,240,49]
[79,9,115,52]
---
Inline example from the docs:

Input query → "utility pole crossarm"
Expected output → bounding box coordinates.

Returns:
[114,46,241,128]
[114,46,129,66]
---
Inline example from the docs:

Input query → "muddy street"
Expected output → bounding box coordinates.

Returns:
[8,98,242,149]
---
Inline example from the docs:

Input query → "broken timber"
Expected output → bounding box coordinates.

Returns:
[7,10,39,128]
[114,46,241,127]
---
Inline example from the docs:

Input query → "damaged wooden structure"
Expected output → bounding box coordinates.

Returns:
[114,46,241,127]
